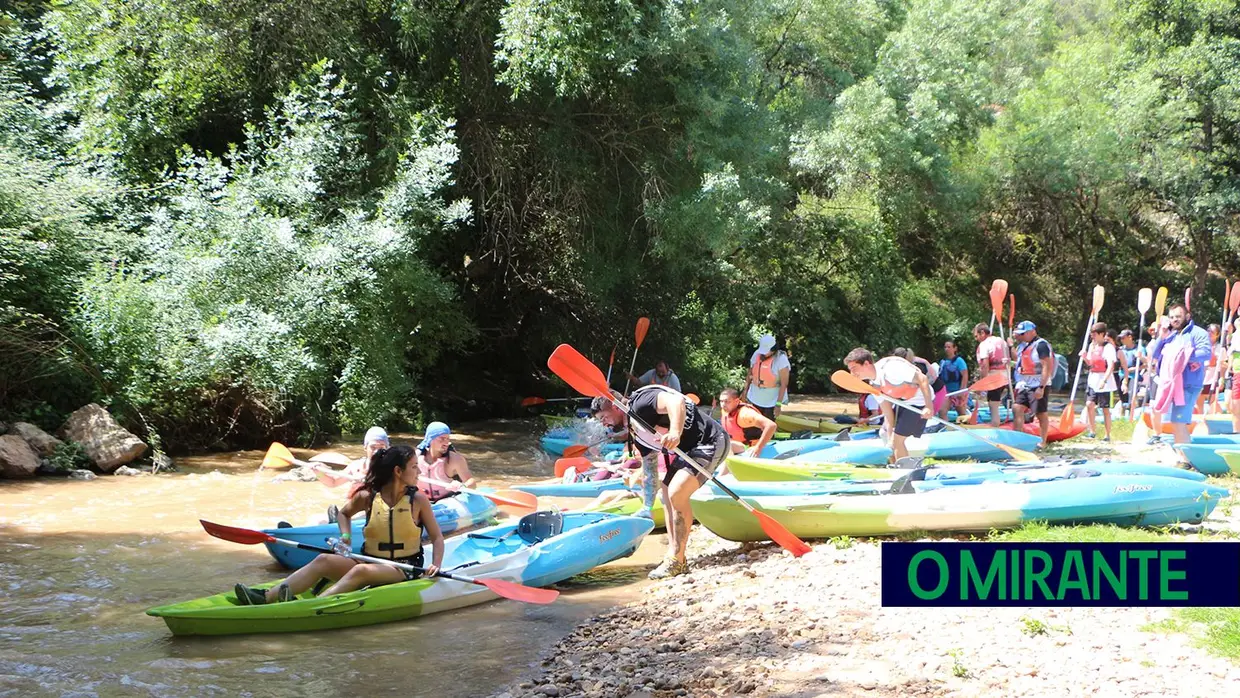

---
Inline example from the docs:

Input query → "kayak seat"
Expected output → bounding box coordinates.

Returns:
[518,510,564,544]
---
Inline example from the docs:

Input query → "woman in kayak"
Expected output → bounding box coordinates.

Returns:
[417,422,478,501]
[234,445,445,604]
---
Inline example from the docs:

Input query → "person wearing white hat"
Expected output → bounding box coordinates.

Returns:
[1010,321,1054,447]
[741,334,790,419]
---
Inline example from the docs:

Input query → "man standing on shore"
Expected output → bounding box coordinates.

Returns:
[972,323,1009,427]
[1010,321,1055,447]
[1150,303,1212,444]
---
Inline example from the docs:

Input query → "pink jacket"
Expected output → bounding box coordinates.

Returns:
[1153,342,1189,413]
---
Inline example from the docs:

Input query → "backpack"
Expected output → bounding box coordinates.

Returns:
[1052,353,1069,390]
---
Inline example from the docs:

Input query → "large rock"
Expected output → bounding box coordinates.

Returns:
[0,435,40,479]
[59,404,148,473]
[11,422,63,457]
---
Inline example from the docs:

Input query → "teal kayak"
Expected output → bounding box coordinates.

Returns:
[147,512,655,636]
[1173,443,1240,476]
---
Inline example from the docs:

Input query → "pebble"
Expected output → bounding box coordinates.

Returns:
[496,488,1240,698]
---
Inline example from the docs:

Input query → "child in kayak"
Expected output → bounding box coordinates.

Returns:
[234,445,445,604]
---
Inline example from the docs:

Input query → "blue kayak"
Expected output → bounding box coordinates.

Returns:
[756,438,841,459]
[1172,443,1240,476]
[776,442,893,465]
[1191,434,1240,445]
[540,435,624,458]
[512,478,629,498]
[262,491,498,570]
[847,428,1041,461]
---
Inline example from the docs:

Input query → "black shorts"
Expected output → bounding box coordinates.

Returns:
[985,388,1004,402]
[1014,386,1049,413]
[662,431,730,487]
[752,404,777,420]
[363,550,425,580]
[893,404,928,438]
[1086,387,1113,403]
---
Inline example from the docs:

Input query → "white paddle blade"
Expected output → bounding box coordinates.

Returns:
[1138,288,1153,313]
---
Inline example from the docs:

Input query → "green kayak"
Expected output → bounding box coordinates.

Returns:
[579,496,666,528]
[726,454,897,482]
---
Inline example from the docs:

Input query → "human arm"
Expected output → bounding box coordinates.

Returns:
[655,392,687,451]
[776,357,791,406]
[668,373,682,392]
[1190,328,1213,369]
[959,359,969,388]
[742,408,778,457]
[447,452,477,489]
[334,489,370,550]
[416,495,444,576]
[915,370,934,418]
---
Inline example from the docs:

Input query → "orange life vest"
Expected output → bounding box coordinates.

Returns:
[722,404,764,444]
[875,357,920,401]
[1018,339,1048,376]
[752,354,780,389]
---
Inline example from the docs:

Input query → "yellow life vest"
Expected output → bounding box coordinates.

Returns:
[361,486,424,560]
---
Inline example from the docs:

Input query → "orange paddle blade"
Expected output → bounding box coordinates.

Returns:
[1008,293,1015,328]
[968,372,1008,393]
[201,519,274,545]
[1058,404,1075,432]
[989,280,1008,319]
[635,317,651,347]
[554,456,594,477]
[686,393,700,405]
[560,444,589,459]
[548,344,613,398]
[1230,282,1240,313]
[473,577,559,605]
[831,370,879,395]
[754,510,812,557]
[521,397,548,407]
[609,345,616,366]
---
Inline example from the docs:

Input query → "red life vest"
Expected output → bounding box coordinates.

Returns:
[1087,343,1109,373]
[722,404,765,444]
[1019,339,1048,376]
[858,394,876,419]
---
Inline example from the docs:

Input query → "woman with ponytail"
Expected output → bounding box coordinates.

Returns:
[233,445,445,605]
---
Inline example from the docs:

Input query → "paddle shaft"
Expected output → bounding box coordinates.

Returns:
[268,534,495,588]
[1066,309,1097,409]
[1129,309,1148,419]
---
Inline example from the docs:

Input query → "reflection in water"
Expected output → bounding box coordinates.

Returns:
[0,417,663,698]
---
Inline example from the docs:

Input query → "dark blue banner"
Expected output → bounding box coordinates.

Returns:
[881,542,1240,607]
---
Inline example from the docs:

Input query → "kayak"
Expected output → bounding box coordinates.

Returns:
[774,414,851,434]
[582,497,667,528]
[1191,434,1240,445]
[1172,444,1240,476]
[1221,451,1240,475]
[1203,414,1236,435]
[726,453,1207,484]
[262,491,498,570]
[512,477,629,498]
[1020,420,1087,442]
[1142,411,1205,434]
[755,438,838,459]
[539,435,624,458]
[690,474,1230,541]
[147,512,655,636]
[947,406,1013,424]
[849,428,1040,460]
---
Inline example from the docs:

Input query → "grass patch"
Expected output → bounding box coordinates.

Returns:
[988,521,1177,543]
[828,535,854,549]
[1145,609,1240,664]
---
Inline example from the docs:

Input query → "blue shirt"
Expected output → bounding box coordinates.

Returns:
[937,356,968,392]
[1150,320,1213,388]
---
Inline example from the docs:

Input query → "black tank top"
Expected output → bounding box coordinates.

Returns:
[628,385,724,455]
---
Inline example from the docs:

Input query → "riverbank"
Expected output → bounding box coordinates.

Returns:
[496,416,1240,698]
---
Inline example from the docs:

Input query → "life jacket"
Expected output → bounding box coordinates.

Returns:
[651,371,677,387]
[939,358,963,386]
[874,357,920,401]
[722,404,765,444]
[1018,338,1050,376]
[751,353,781,389]
[858,394,877,419]
[912,358,943,392]
[1087,343,1109,373]
[977,336,1007,370]
[362,486,424,561]
[418,446,458,500]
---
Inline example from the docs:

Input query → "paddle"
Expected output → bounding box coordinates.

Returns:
[1128,288,1153,421]
[260,442,317,470]
[1155,286,1168,324]
[547,343,811,556]
[309,451,354,467]
[831,371,1039,463]
[1210,280,1240,413]
[199,520,557,605]
[1060,285,1105,431]
[987,279,1009,332]
[521,396,589,407]
[605,344,617,387]
[1184,286,1192,313]
[623,317,651,395]
[686,393,700,405]
[554,456,595,477]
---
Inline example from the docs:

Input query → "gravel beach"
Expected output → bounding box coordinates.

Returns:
[496,436,1240,698]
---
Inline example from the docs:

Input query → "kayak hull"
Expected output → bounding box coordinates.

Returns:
[774,414,851,434]
[1173,444,1240,476]
[540,435,624,458]
[512,477,629,498]
[148,513,654,636]
[691,475,1229,541]
[262,491,498,570]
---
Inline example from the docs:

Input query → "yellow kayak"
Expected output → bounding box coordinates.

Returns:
[775,414,851,434]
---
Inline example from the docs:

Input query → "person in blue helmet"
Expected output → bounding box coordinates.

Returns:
[416,422,478,500]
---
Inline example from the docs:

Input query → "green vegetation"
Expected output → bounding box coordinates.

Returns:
[2,0,1239,450]
[988,521,1177,543]
[1146,609,1240,663]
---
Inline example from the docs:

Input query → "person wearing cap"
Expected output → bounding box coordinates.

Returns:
[1227,316,1240,434]
[1010,321,1055,447]
[972,323,1009,427]
[742,334,791,419]
[416,422,477,500]
[324,426,392,521]
[627,359,682,392]
[844,347,934,461]
[589,384,729,579]
[1117,329,1146,411]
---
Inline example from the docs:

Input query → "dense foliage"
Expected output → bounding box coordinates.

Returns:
[1,0,1237,450]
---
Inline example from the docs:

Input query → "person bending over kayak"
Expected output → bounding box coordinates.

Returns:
[718,388,777,457]
[235,445,445,605]
[590,384,730,579]
[844,348,934,461]
[417,422,478,501]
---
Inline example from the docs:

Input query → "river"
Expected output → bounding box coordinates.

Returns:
[0,416,664,698]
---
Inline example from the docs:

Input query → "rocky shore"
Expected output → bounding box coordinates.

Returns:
[497,434,1240,698]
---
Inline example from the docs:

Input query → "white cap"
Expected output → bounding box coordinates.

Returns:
[363,426,390,446]
[756,334,776,354]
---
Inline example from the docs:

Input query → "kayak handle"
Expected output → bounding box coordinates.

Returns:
[314,598,367,615]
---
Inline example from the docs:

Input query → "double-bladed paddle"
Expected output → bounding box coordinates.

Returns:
[548,343,811,556]
[831,370,1039,463]
[199,520,557,604]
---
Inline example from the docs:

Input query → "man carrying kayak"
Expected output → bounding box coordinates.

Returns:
[718,387,778,457]
[1010,321,1054,447]
[844,348,934,461]
[590,384,730,579]
[972,323,1009,427]
[234,445,445,604]
[417,422,478,501]
[1150,303,1212,444]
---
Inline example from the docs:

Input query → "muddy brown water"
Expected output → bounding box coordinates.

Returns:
[0,416,676,698]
